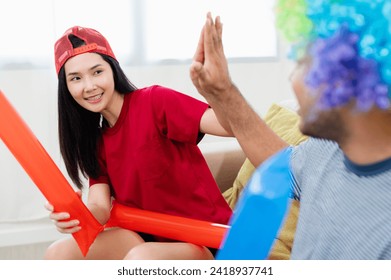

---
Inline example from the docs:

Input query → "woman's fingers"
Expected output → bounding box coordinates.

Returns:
[45,189,83,234]
[44,201,54,212]
[54,219,81,234]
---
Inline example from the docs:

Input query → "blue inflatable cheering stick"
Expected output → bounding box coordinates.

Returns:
[217,147,293,260]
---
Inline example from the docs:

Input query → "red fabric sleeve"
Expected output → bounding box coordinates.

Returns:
[150,85,209,144]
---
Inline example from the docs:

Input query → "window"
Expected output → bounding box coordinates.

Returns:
[143,0,277,62]
[0,0,54,67]
[53,0,134,61]
[0,0,277,68]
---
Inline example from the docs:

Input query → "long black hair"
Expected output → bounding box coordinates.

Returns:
[58,35,137,189]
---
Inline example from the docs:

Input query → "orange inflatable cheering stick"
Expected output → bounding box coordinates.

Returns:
[106,202,229,248]
[0,91,104,256]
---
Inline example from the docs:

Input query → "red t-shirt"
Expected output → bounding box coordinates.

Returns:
[89,85,232,227]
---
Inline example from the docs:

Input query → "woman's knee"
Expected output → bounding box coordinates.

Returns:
[124,242,214,260]
[124,243,155,260]
[44,238,82,260]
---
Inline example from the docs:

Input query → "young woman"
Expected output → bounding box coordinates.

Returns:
[45,26,233,260]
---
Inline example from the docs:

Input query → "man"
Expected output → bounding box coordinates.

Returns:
[190,1,391,259]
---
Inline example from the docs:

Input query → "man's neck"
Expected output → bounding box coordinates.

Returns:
[340,110,391,164]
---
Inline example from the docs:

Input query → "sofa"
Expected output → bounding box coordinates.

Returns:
[201,103,307,260]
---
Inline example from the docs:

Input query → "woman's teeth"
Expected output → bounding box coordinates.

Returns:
[87,93,103,101]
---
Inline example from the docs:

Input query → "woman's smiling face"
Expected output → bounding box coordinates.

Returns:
[64,52,117,113]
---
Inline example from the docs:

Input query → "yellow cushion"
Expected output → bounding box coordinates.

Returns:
[222,103,308,260]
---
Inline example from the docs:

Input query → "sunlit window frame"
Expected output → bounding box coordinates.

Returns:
[0,0,279,70]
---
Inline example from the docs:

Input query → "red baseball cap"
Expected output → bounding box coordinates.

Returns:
[54,26,117,74]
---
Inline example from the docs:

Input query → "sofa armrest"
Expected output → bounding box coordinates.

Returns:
[199,140,246,193]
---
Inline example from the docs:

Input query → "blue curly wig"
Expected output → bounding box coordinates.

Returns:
[276,0,391,111]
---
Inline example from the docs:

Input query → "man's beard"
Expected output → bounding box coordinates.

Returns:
[300,108,347,144]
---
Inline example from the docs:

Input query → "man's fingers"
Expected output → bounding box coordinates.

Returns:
[216,16,223,43]
[191,12,227,96]
[204,12,217,59]
[190,61,204,89]
[193,26,205,63]
[190,61,203,76]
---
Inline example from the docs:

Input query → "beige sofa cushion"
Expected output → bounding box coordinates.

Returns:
[222,103,308,259]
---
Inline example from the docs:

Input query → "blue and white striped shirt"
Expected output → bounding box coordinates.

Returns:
[290,137,391,259]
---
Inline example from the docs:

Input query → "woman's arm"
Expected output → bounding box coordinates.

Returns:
[87,183,112,225]
[200,108,233,137]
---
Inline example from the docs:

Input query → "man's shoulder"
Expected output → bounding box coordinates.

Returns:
[296,137,339,153]
[292,137,341,172]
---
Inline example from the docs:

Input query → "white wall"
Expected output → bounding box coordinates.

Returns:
[0,41,295,224]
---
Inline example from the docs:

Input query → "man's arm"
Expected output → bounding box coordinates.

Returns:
[190,13,287,167]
